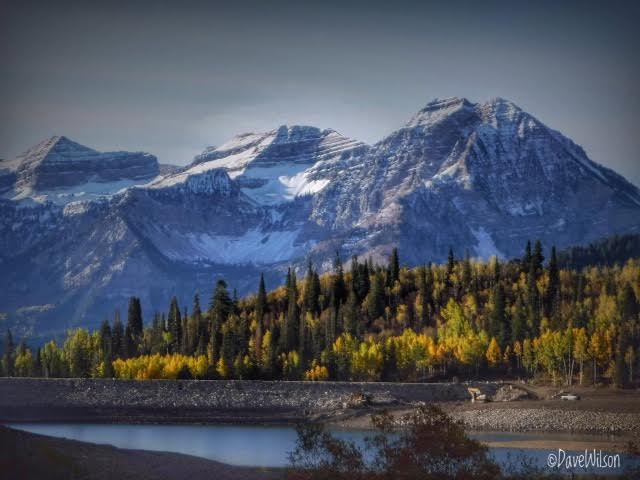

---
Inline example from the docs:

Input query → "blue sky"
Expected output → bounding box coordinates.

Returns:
[1,0,638,186]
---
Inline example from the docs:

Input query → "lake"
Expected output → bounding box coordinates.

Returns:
[9,423,635,476]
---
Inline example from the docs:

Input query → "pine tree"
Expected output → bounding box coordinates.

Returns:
[284,269,299,352]
[111,313,125,359]
[255,274,267,325]
[332,252,346,307]
[167,297,182,354]
[416,265,431,329]
[126,297,143,340]
[208,280,233,364]
[461,253,472,291]
[522,240,532,275]
[511,294,527,343]
[343,285,360,337]
[390,248,400,284]
[191,294,204,355]
[544,246,561,326]
[445,247,455,291]
[526,267,540,335]
[366,270,386,322]
[302,261,320,316]
[99,319,113,375]
[532,240,545,277]
[351,257,370,302]
[489,282,508,347]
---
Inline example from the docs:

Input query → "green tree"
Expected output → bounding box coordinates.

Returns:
[544,246,561,327]
[366,270,386,322]
[389,247,400,284]
[64,329,92,378]
[41,340,65,378]
[283,269,299,352]
[208,280,233,365]
[167,297,182,354]
[302,262,320,316]
[126,296,143,341]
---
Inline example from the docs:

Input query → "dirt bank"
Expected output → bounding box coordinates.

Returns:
[0,425,284,480]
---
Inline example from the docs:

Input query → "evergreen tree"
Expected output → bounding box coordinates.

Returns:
[111,313,125,359]
[489,283,508,347]
[284,269,299,352]
[532,240,545,277]
[221,321,236,368]
[445,247,456,293]
[461,253,472,291]
[99,319,113,375]
[255,274,267,325]
[389,248,400,284]
[366,270,386,322]
[123,324,135,358]
[191,294,204,355]
[302,261,320,316]
[332,251,346,307]
[526,268,540,335]
[511,294,528,343]
[208,280,233,364]
[544,246,561,326]
[416,265,431,329]
[126,297,143,340]
[349,256,370,303]
[343,285,360,337]
[326,296,339,345]
[167,297,182,353]
[522,240,532,275]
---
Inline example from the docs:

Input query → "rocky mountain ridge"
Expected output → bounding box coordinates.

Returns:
[2,97,639,338]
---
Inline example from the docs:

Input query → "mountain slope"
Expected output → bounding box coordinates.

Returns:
[0,136,159,204]
[2,98,639,338]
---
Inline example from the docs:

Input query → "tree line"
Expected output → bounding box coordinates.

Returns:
[1,240,639,386]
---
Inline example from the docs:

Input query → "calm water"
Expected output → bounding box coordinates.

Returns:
[9,423,634,475]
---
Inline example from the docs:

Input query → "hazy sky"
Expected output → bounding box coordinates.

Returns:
[1,0,639,185]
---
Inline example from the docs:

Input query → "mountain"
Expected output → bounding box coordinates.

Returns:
[2,97,639,340]
[0,136,159,204]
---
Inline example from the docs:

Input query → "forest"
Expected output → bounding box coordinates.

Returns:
[1,238,639,387]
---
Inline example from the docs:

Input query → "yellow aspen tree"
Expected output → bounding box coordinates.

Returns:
[486,337,502,368]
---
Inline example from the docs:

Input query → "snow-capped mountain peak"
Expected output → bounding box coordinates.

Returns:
[2,97,639,336]
[406,97,475,128]
[0,137,159,204]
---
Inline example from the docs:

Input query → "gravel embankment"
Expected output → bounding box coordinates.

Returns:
[447,408,640,436]
[0,377,496,423]
[2,378,638,435]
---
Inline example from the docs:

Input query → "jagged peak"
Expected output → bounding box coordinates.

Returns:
[148,166,236,196]
[478,97,526,123]
[405,97,475,129]
[420,97,472,112]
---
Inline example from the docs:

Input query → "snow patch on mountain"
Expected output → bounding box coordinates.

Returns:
[7,177,150,205]
[472,227,504,259]
[153,228,308,265]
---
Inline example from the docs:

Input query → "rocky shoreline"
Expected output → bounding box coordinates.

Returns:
[1,378,638,436]
[447,407,640,436]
